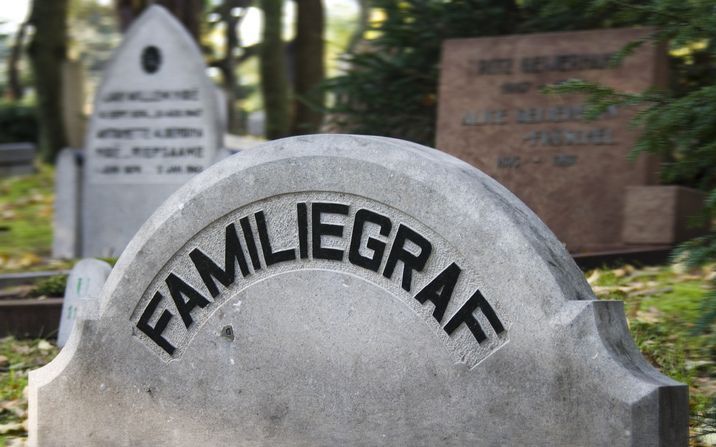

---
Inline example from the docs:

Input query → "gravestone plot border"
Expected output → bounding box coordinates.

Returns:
[30,135,687,446]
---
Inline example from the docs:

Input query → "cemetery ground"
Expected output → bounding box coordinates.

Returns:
[0,168,713,445]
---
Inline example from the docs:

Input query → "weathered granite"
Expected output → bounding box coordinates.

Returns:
[52,149,83,259]
[30,135,687,446]
[81,5,221,257]
[57,259,112,347]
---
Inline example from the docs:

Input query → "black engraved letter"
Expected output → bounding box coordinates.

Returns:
[255,210,297,265]
[311,202,349,260]
[414,262,461,323]
[297,202,309,259]
[383,224,432,292]
[189,223,250,298]
[348,209,392,272]
[166,273,211,329]
[136,291,176,355]
[443,289,505,343]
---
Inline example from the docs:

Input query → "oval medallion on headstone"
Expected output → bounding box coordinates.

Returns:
[29,135,687,446]
[140,45,162,74]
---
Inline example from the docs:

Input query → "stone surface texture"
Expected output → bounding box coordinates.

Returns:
[30,135,686,446]
[57,259,113,347]
[81,5,221,257]
[436,28,666,253]
[622,186,707,244]
[52,149,82,259]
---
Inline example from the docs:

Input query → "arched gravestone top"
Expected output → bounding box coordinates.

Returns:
[82,5,221,257]
[31,135,686,446]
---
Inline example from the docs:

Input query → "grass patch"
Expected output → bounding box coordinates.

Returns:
[0,165,54,269]
[0,165,74,273]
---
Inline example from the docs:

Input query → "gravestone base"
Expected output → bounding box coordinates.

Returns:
[622,186,707,245]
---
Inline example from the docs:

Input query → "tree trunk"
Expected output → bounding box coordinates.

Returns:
[28,0,69,163]
[291,0,325,135]
[7,21,28,101]
[115,0,202,41]
[346,0,369,56]
[259,0,290,139]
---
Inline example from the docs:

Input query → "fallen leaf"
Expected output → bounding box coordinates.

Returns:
[30,193,45,204]
[1,399,26,418]
[6,437,27,447]
[12,345,31,355]
[586,270,600,285]
[635,307,663,324]
[629,287,673,297]
[0,422,23,435]
[18,253,41,268]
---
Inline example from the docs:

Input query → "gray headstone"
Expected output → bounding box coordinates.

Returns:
[52,149,83,259]
[81,5,221,257]
[29,135,687,446]
[0,142,35,177]
[247,110,265,136]
[215,87,228,132]
[57,259,112,348]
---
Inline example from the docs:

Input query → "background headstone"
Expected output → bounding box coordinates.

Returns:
[30,135,686,446]
[214,87,228,132]
[52,148,83,259]
[436,28,666,253]
[57,258,112,347]
[0,143,36,177]
[81,5,221,257]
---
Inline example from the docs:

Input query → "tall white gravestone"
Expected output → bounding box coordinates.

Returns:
[57,259,113,347]
[30,135,687,446]
[82,5,221,257]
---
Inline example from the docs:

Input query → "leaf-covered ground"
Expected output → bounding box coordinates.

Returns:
[0,338,58,447]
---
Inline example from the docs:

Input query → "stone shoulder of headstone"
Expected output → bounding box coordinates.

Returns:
[30,135,686,446]
[57,258,113,347]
